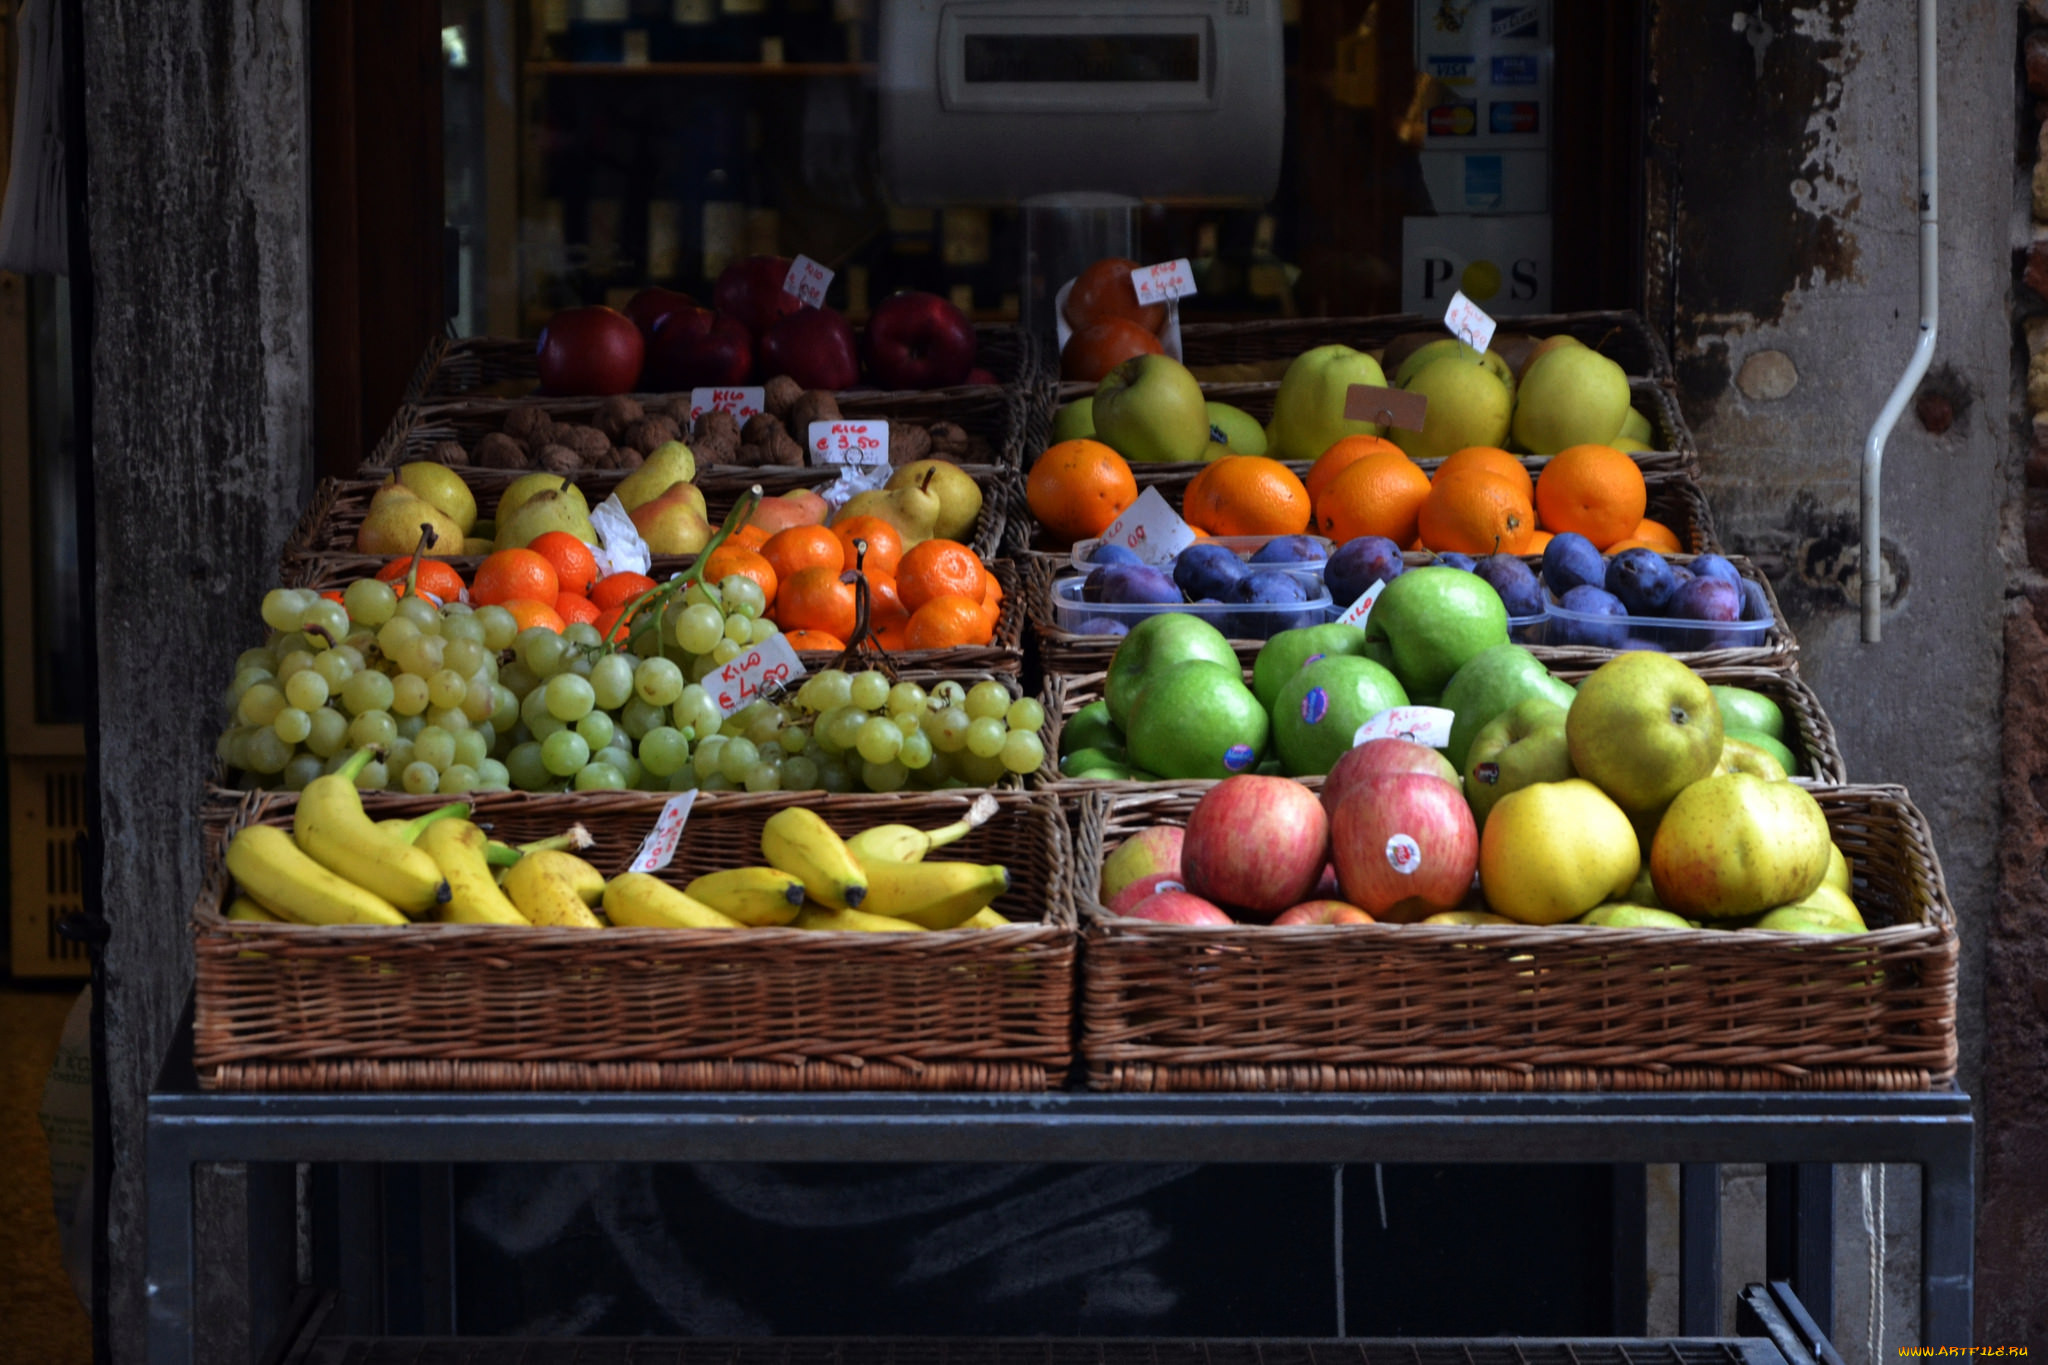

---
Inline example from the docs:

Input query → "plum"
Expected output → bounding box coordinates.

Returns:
[1250,534,1325,565]
[1434,552,1478,572]
[1326,535,1405,606]
[1739,578,1773,622]
[1667,576,1742,623]
[1231,570,1316,637]
[1554,585,1629,648]
[1173,542,1251,603]
[1475,554,1546,618]
[1082,566,1109,602]
[1101,564,1181,605]
[1688,554,1742,586]
[1541,532,1605,597]
[1606,547,1678,616]
[1075,617,1130,637]
[1087,542,1144,566]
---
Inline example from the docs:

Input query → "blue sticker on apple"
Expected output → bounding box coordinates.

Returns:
[1223,744,1256,771]
[1304,653,1326,667]
[1301,686,1329,725]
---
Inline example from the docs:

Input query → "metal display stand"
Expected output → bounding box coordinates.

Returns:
[143,1006,1973,1365]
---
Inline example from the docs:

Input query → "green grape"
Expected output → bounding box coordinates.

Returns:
[686,654,718,683]
[965,716,1008,758]
[929,680,967,707]
[965,681,1011,720]
[439,765,479,795]
[886,682,928,716]
[823,706,869,752]
[779,755,820,790]
[672,687,720,737]
[850,671,891,711]
[719,737,761,782]
[238,683,287,727]
[682,580,720,610]
[490,685,521,730]
[576,711,616,750]
[749,617,780,645]
[414,726,457,772]
[443,638,487,677]
[440,600,474,619]
[719,575,766,618]
[573,763,625,792]
[283,753,326,791]
[426,705,471,734]
[893,712,923,738]
[599,747,643,786]
[635,657,685,707]
[778,725,810,755]
[355,759,389,791]
[461,673,497,722]
[301,600,351,645]
[426,669,467,710]
[544,673,595,721]
[540,730,590,777]
[475,605,519,651]
[856,717,903,764]
[215,723,251,764]
[224,668,273,714]
[692,735,729,779]
[519,686,552,728]
[956,751,1008,785]
[313,651,355,689]
[390,673,429,717]
[377,618,421,660]
[620,697,666,740]
[262,588,312,631]
[528,713,567,742]
[1000,730,1045,774]
[522,630,568,678]
[272,707,313,744]
[928,706,971,752]
[275,650,316,681]
[710,639,741,665]
[506,742,550,791]
[439,615,485,649]
[401,761,440,794]
[341,670,395,716]
[394,596,441,630]
[397,636,445,677]
[453,730,489,770]
[589,654,635,710]
[666,768,700,793]
[564,623,601,650]
[697,772,735,792]
[741,763,780,793]
[1006,698,1047,733]
[497,663,539,701]
[333,644,368,671]
[815,759,854,794]
[898,730,934,770]
[386,737,416,770]
[861,759,909,792]
[306,707,350,758]
[234,647,279,673]
[806,669,853,712]
[475,759,510,790]
[744,710,785,746]
[920,750,957,787]
[639,727,691,777]
[721,612,752,644]
[394,713,425,741]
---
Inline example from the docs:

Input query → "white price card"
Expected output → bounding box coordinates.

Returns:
[1130,258,1197,306]
[626,791,698,874]
[709,632,808,718]
[1096,487,1198,566]
[688,387,765,423]
[1443,289,1498,354]
[1353,706,1457,749]
[1334,579,1388,629]
[783,254,833,307]
[808,419,889,468]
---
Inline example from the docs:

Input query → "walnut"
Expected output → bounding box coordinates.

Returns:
[657,395,695,426]
[502,406,550,441]
[741,412,788,447]
[788,390,843,434]
[592,395,645,442]
[763,427,806,467]
[693,430,742,466]
[763,374,804,418]
[693,409,741,447]
[926,421,971,457]
[537,444,583,476]
[557,424,612,462]
[473,432,529,469]
[963,434,995,464]
[888,424,933,467]
[428,439,470,467]
[609,446,645,471]
[624,416,680,455]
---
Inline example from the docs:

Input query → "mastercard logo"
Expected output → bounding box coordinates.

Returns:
[1427,105,1478,136]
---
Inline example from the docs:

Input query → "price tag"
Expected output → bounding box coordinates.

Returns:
[688,387,765,423]
[808,419,889,468]
[1443,289,1498,354]
[709,632,807,718]
[783,254,833,307]
[1096,487,1198,567]
[626,791,698,875]
[1343,384,1430,431]
[1334,578,1388,629]
[1130,258,1197,306]
[1353,706,1456,749]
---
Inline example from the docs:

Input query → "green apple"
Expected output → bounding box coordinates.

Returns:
[1510,345,1632,454]
[1649,773,1832,919]
[1391,338,1509,389]
[1579,904,1693,929]
[1058,747,1126,778]
[1513,333,1581,382]
[1620,866,1661,907]
[1366,566,1509,701]
[1823,842,1852,894]
[1463,698,1574,828]
[1060,699,1123,757]
[1126,660,1270,780]
[1710,686,1785,739]
[1619,406,1654,445]
[1389,354,1514,463]
[1478,778,1640,924]
[1268,344,1388,461]
[1205,402,1268,455]
[1566,653,1723,814]
[1251,622,1371,711]
[1271,654,1409,776]
[1094,354,1211,464]
[1439,643,1577,769]
[1747,908,1858,935]
[1728,728,1798,776]
[1051,397,1096,443]
[1779,882,1866,929]
[1718,734,1788,781]
[1104,612,1238,730]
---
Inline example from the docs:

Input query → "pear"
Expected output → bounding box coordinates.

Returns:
[1515,333,1583,382]
[1619,407,1654,445]
[835,468,940,549]
[628,481,713,555]
[888,460,981,542]
[496,488,598,550]
[1511,345,1631,454]
[749,489,830,535]
[358,485,462,557]
[393,462,477,534]
[616,441,697,512]
[497,473,588,528]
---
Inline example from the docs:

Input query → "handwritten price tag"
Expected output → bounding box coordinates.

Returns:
[1353,706,1456,749]
[688,387,765,422]
[783,254,833,307]
[1443,289,1498,354]
[626,791,698,874]
[1334,578,1388,629]
[1097,487,1198,567]
[1131,258,1197,306]
[1343,384,1429,432]
[710,632,807,718]
[808,419,889,468]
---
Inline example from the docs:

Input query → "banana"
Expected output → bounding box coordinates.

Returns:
[293,749,450,914]
[794,902,927,932]
[502,851,606,929]
[485,825,593,869]
[684,867,805,925]
[844,793,998,865]
[760,807,867,909]
[376,802,472,845]
[961,908,1011,930]
[857,858,1009,929]
[225,825,408,926]
[418,820,530,925]
[225,896,284,924]
[604,873,746,929]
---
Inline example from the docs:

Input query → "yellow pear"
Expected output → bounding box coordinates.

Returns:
[358,485,462,557]
[496,473,588,528]
[496,488,598,550]
[615,441,697,511]
[393,462,477,534]
[834,467,940,548]
[888,460,982,542]
[628,481,713,555]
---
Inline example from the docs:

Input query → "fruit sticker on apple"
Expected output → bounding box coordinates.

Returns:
[1130,258,1197,306]
[688,387,766,423]
[809,420,889,469]
[1353,706,1455,748]
[626,791,698,874]
[1443,289,1498,354]
[782,253,834,308]
[709,632,808,717]
[1335,578,1388,629]
[1097,486,1197,566]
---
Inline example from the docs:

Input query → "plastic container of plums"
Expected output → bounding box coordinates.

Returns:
[1049,571,1334,639]
[1069,533,1334,575]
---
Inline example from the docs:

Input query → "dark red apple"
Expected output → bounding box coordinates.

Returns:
[1181,775,1330,921]
[1330,772,1478,924]
[624,287,697,339]
[1274,900,1376,926]
[714,255,804,337]
[966,367,997,386]
[1107,873,1186,917]
[759,306,860,390]
[1312,863,1343,900]
[1123,889,1234,926]
[536,306,644,396]
[1322,739,1461,823]
[863,291,977,389]
[644,306,753,390]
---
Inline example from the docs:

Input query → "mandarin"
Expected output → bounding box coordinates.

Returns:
[527,531,600,597]
[376,557,468,604]
[774,566,858,641]
[905,595,993,649]
[1534,444,1647,550]
[1310,450,1433,546]
[502,598,566,633]
[1416,466,1537,556]
[783,629,848,652]
[589,572,658,612]
[831,515,905,577]
[1305,434,1408,506]
[1027,439,1137,543]
[760,525,845,584]
[472,549,560,608]
[1182,455,1311,537]
[1435,446,1533,504]
[702,543,778,607]
[897,539,987,614]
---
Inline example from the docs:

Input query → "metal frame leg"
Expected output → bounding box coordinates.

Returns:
[1922,1132,1975,1345]
[144,1119,196,1365]
[1679,1163,1722,1335]
[1767,1162,1835,1337]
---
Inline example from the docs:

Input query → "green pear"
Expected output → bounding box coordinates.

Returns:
[1479,779,1641,924]
[1094,354,1211,464]
[1051,398,1096,443]
[1579,903,1694,929]
[1393,339,1516,397]
[357,484,463,557]
[1619,407,1654,445]
[1205,402,1268,455]
[1650,774,1833,919]
[394,462,477,534]
[616,441,698,511]
[1621,866,1662,907]
[1718,734,1788,781]
[497,488,598,550]
[1566,653,1723,814]
[889,460,981,542]
[1728,728,1799,777]
[1514,333,1582,382]
[1391,354,1514,463]
[1381,331,1452,378]
[1439,643,1576,769]
[836,467,941,548]
[1823,843,1852,894]
[1463,698,1574,829]
[496,473,588,528]
[1778,882,1866,929]
[1268,345,1389,461]
[626,481,712,555]
[1747,908,1858,935]
[1511,345,1632,454]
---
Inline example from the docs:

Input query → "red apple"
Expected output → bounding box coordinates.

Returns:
[644,306,753,390]
[1331,772,1479,924]
[714,255,804,337]
[1274,900,1376,926]
[1123,889,1235,926]
[1101,826,1184,903]
[624,287,697,339]
[536,306,644,396]
[864,291,977,389]
[1108,873,1186,917]
[1312,863,1343,899]
[966,367,997,386]
[1322,739,1461,823]
[760,306,861,390]
[1181,775,1330,922]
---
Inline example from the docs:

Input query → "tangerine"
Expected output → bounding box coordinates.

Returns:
[527,531,600,597]
[1181,456,1311,537]
[1434,446,1534,505]
[1534,445,1647,550]
[1063,257,1168,334]
[554,593,599,627]
[501,598,566,633]
[590,572,658,612]
[1060,318,1163,383]
[1630,517,1683,553]
[1305,435,1408,506]
[702,543,779,607]
[730,524,772,552]
[1525,529,1555,555]
[783,629,847,651]
[760,525,844,584]
[1310,451,1433,546]
[472,549,560,609]
[774,565,858,641]
[1027,439,1138,543]
[905,595,993,649]
[831,515,905,577]
[593,605,631,644]
[897,539,987,614]
[862,572,909,626]
[376,557,468,604]
[1416,466,1537,556]
[872,620,911,651]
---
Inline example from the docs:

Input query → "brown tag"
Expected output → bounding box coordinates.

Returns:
[1344,384,1429,431]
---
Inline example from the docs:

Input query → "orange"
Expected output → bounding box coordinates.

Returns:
[1417,466,1536,556]
[783,629,847,651]
[861,572,910,626]
[1060,318,1162,383]
[593,605,631,644]
[473,549,560,609]
[1602,538,1661,556]
[1434,446,1533,505]
[702,543,779,607]
[897,540,986,614]
[502,598,566,633]
[527,531,600,598]
[554,593,599,627]
[321,590,346,605]
[981,567,1004,606]
[376,557,468,604]
[1027,440,1137,543]
[1181,456,1310,537]
[760,525,844,585]
[590,572,658,612]
[872,620,911,651]
[831,516,905,577]
[1525,529,1555,555]
[1630,517,1683,553]
[905,595,993,649]
[1534,444,1647,550]
[1310,451,1433,547]
[1305,435,1408,507]
[774,565,858,641]
[730,524,772,552]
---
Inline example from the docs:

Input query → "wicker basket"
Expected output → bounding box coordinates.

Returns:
[192,788,1076,1091]
[1033,660,1844,795]
[1073,782,1956,1092]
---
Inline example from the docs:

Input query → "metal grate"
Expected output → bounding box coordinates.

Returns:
[9,756,88,977]
[295,1339,1781,1365]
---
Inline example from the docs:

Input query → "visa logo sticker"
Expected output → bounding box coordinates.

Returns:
[1491,54,1539,85]
[1426,54,1476,84]
[1427,105,1477,137]
[1490,101,1540,135]
[1490,5,1539,38]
